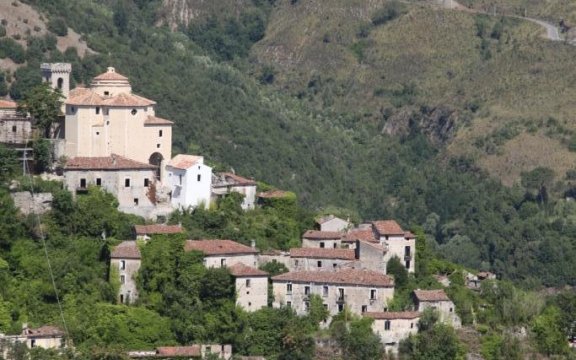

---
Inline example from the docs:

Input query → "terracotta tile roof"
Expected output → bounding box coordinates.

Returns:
[93,67,129,81]
[413,289,450,302]
[364,311,421,320]
[168,154,203,170]
[258,190,289,199]
[102,92,156,107]
[272,269,394,287]
[404,231,416,239]
[133,224,184,235]
[144,115,174,125]
[25,325,65,338]
[290,248,356,260]
[343,228,378,243]
[213,172,256,187]
[184,240,258,256]
[302,230,343,240]
[64,154,156,171]
[156,346,200,357]
[111,241,141,259]
[66,87,104,106]
[372,220,405,236]
[229,263,268,277]
[0,99,17,108]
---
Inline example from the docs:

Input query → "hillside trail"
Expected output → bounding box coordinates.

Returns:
[434,0,563,42]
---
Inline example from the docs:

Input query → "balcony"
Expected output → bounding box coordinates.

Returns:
[404,254,412,261]
[336,296,346,304]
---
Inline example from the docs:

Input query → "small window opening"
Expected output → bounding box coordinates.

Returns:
[287,283,292,294]
[221,258,227,267]
[131,109,137,115]
[156,143,160,148]
[197,174,201,182]
[119,294,124,303]
[287,301,292,308]
[11,125,16,132]
[304,286,310,295]
[319,242,325,248]
[120,260,125,270]
[134,198,139,206]
[144,178,149,187]
[385,320,391,330]
[370,289,377,300]
[96,178,102,186]
[362,305,368,313]
[323,286,328,297]
[120,275,125,284]
[57,77,63,89]
[317,261,322,268]
[96,107,100,115]
[159,130,163,137]
[80,178,86,188]
[125,178,131,187]
[246,279,251,288]
[104,91,110,96]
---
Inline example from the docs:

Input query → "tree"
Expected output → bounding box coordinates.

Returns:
[532,306,568,356]
[33,138,52,172]
[0,144,18,183]
[387,256,409,290]
[18,82,64,138]
[401,323,465,360]
[330,311,384,360]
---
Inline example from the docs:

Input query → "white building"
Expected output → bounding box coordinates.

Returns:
[289,248,356,272]
[110,241,141,304]
[229,263,268,312]
[316,215,351,232]
[63,154,160,217]
[301,230,343,249]
[272,269,395,317]
[184,239,259,268]
[371,220,416,273]
[166,154,212,210]
[413,289,461,328]
[212,172,257,210]
[133,224,184,241]
[364,311,421,354]
[1,324,65,357]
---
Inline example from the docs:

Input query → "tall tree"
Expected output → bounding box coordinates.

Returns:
[18,82,64,138]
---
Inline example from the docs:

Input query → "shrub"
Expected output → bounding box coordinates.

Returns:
[371,1,407,26]
[47,17,68,36]
[0,25,5,37]
[0,38,26,63]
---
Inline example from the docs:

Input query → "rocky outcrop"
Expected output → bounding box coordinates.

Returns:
[382,105,458,145]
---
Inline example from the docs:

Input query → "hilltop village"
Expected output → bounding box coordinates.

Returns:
[1,63,489,359]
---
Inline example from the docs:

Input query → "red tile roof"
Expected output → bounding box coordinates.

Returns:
[413,289,450,302]
[364,311,421,320]
[184,240,258,256]
[302,230,343,240]
[93,67,129,81]
[64,154,156,171]
[229,263,268,277]
[66,87,155,107]
[343,228,378,243]
[404,231,416,239]
[168,154,203,170]
[134,224,184,235]
[25,325,65,338]
[290,248,356,260]
[372,220,405,236]
[102,92,155,107]
[257,190,290,199]
[272,269,394,287]
[156,346,201,357]
[0,99,17,108]
[214,172,256,187]
[111,241,141,259]
[144,115,174,126]
[66,87,104,106]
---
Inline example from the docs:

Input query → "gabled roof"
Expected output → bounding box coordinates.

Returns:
[372,220,405,236]
[363,311,421,320]
[404,231,416,239]
[272,269,394,287]
[413,289,450,302]
[213,172,256,187]
[290,248,356,260]
[316,215,347,225]
[66,87,104,106]
[168,154,203,170]
[156,346,201,357]
[24,325,65,338]
[133,224,184,236]
[66,87,155,107]
[0,99,17,108]
[343,228,378,243]
[64,154,155,171]
[93,67,129,81]
[184,240,258,256]
[302,230,343,240]
[101,92,155,107]
[111,241,141,259]
[229,263,268,277]
[144,115,174,126]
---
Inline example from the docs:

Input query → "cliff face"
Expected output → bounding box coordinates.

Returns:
[157,0,253,29]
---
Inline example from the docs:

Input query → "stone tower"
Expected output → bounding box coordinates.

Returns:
[40,63,72,99]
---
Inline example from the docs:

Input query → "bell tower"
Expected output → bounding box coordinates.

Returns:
[40,63,72,99]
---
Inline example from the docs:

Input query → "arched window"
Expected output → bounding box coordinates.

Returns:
[57,78,64,89]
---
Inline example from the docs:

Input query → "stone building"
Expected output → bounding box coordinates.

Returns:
[212,172,257,210]
[133,224,184,241]
[413,289,461,328]
[289,248,356,272]
[60,66,173,180]
[301,230,343,249]
[229,263,268,312]
[166,154,212,210]
[111,241,141,304]
[128,344,232,359]
[41,63,71,99]
[63,154,160,217]
[372,220,416,273]
[1,324,65,358]
[315,215,351,232]
[272,269,394,317]
[0,99,32,145]
[364,311,421,354]
[184,240,259,268]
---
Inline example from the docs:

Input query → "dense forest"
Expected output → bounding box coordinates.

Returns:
[1,0,576,357]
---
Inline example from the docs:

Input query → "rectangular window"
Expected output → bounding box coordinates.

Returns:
[179,175,182,185]
[317,261,322,268]
[104,91,110,96]
[295,259,299,267]
[304,301,310,312]
[125,178,131,187]
[287,283,292,294]
[333,243,337,248]
[221,258,227,267]
[246,279,251,288]
[120,294,124,303]
[338,288,344,301]
[96,107,100,115]
[370,289,377,300]
[323,286,329,297]
[304,286,310,296]
[333,263,337,269]
[384,320,391,331]
[287,301,292,308]
[144,178,149,187]
[405,260,410,269]
[134,198,139,206]
[156,143,160,148]
[103,108,109,115]
[11,125,16,132]
[120,260,125,270]
[405,246,411,256]
[96,178,102,186]
[80,178,86,188]
[362,305,368,313]
[338,304,344,312]
[120,275,125,284]
[197,174,201,182]
[159,130,163,137]
[319,242,325,248]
